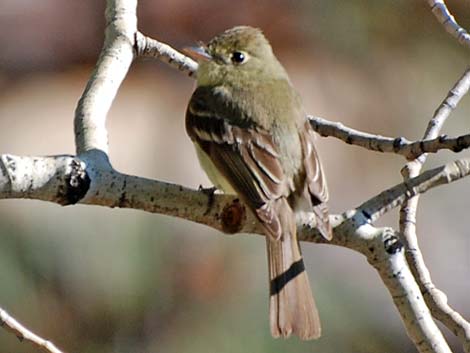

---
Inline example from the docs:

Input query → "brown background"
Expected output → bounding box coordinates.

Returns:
[0,1,469,352]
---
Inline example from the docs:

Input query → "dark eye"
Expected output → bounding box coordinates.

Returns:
[231,51,246,64]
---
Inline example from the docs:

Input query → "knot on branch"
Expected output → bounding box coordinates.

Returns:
[221,199,246,234]
[58,159,90,205]
[384,231,403,255]
[393,137,406,152]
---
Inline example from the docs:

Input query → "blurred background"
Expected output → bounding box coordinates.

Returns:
[1,1,470,352]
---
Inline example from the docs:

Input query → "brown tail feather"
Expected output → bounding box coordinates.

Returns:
[266,198,321,340]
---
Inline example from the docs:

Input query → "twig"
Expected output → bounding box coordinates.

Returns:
[359,158,470,224]
[309,116,470,160]
[0,307,65,353]
[400,68,470,352]
[426,0,470,48]
[135,32,198,76]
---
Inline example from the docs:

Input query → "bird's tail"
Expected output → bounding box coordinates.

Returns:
[266,199,321,340]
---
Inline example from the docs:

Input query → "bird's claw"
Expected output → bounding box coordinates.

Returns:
[199,185,217,215]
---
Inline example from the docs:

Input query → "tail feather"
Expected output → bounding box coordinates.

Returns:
[266,198,321,340]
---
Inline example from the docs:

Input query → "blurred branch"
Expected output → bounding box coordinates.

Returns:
[400,68,470,353]
[427,0,470,48]
[0,307,64,353]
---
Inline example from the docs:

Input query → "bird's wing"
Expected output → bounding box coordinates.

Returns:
[299,120,332,240]
[186,87,289,240]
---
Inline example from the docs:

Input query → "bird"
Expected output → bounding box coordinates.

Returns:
[184,25,332,340]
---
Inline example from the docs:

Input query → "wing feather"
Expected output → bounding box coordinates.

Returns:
[300,121,332,239]
[186,87,288,239]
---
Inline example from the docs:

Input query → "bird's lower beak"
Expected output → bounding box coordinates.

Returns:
[183,46,212,62]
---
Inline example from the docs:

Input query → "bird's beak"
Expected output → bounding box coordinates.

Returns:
[183,46,212,62]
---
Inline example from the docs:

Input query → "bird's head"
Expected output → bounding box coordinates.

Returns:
[185,26,288,87]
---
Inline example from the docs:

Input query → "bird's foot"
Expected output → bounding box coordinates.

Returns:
[198,185,218,215]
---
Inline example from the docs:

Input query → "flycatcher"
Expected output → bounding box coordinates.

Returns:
[185,26,332,340]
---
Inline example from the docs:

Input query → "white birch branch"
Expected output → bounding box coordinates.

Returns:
[0,307,64,353]
[426,0,470,49]
[135,32,198,77]
[2,153,469,243]
[400,69,470,353]
[309,115,470,160]
[74,0,138,154]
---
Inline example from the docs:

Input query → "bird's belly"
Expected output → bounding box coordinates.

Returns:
[194,144,237,194]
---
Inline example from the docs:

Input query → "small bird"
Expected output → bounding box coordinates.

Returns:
[185,26,332,340]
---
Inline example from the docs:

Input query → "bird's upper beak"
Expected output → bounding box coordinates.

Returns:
[183,45,212,62]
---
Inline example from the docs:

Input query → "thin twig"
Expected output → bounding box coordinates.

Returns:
[135,32,198,76]
[309,116,470,160]
[426,0,470,48]
[357,158,470,224]
[0,307,65,353]
[400,68,470,352]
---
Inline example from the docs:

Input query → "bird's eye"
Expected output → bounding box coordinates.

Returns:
[231,51,246,64]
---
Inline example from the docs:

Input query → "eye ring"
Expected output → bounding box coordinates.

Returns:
[231,51,246,64]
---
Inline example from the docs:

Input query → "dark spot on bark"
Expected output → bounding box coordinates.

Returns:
[384,234,403,254]
[58,159,90,205]
[117,179,129,207]
[199,186,217,215]
[221,199,245,234]
[454,136,467,153]
[118,191,128,207]
[361,209,371,220]
[393,137,404,152]
[438,135,447,143]
[5,155,16,172]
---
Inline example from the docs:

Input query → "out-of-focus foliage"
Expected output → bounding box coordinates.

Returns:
[0,1,469,352]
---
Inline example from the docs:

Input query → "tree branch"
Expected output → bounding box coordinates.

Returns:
[1,153,469,246]
[74,0,138,154]
[400,68,470,353]
[0,307,64,353]
[135,32,198,77]
[309,116,470,160]
[426,0,470,49]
